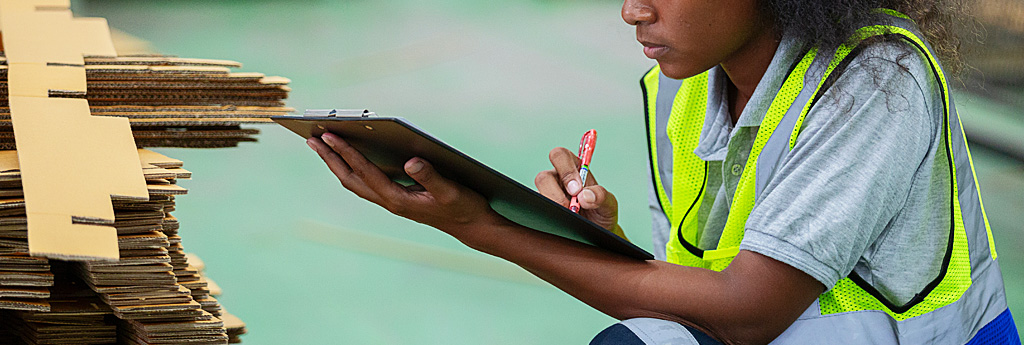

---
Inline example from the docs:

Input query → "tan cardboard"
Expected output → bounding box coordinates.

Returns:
[0,298,48,311]
[0,150,184,185]
[0,4,115,64]
[0,10,85,65]
[6,63,86,97]
[0,286,47,298]
[26,215,120,260]
[259,76,291,84]
[0,5,261,341]
[184,253,205,271]
[146,184,188,196]
[2,291,118,343]
[138,149,184,168]
[166,168,192,179]
[12,98,149,214]
[221,311,247,342]
[1,0,146,260]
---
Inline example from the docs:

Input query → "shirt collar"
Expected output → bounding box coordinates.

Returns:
[726,33,805,128]
[692,34,805,161]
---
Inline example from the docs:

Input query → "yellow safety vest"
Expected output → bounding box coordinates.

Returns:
[642,11,1015,344]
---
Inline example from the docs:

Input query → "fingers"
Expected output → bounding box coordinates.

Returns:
[534,169,571,206]
[404,158,458,203]
[577,185,617,219]
[549,147,587,196]
[308,134,496,233]
[577,185,619,231]
[315,134,413,209]
[307,137,384,203]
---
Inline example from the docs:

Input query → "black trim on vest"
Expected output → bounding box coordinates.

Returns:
[810,44,868,108]
[814,34,958,315]
[673,51,806,259]
[641,67,667,219]
[642,67,712,259]
[676,162,709,258]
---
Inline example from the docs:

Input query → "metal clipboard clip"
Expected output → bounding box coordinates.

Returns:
[303,109,376,117]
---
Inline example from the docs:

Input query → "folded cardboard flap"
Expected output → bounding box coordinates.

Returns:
[0,3,257,342]
[0,1,146,261]
[11,97,148,219]
[0,149,191,186]
[0,4,115,64]
[25,214,119,261]
[6,64,86,97]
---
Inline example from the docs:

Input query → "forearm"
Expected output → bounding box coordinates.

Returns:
[447,214,794,344]
[308,136,817,344]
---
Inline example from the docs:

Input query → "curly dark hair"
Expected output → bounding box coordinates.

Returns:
[762,0,981,75]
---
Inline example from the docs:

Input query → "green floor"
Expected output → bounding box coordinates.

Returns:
[76,0,1024,343]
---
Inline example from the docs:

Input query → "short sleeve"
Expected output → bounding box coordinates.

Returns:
[738,44,938,289]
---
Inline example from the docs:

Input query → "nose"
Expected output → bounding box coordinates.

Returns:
[621,0,655,26]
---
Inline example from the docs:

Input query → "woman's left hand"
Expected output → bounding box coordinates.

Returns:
[307,133,502,235]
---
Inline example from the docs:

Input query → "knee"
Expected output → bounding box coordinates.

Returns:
[590,323,646,345]
[591,318,723,345]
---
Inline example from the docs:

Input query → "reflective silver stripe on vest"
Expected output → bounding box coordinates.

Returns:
[880,14,996,269]
[772,258,1008,344]
[755,46,840,198]
[769,15,1010,344]
[646,13,1008,343]
[950,97,995,268]
[655,73,685,203]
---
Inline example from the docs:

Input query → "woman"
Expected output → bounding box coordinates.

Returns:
[307,0,1018,343]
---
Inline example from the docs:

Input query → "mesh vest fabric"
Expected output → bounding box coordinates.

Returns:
[641,11,1016,344]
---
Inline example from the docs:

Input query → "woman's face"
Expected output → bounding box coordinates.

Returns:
[622,0,766,79]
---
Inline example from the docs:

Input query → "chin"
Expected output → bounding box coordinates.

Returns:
[658,63,709,80]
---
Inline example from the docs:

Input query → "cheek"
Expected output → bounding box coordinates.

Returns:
[652,14,734,78]
[656,34,727,79]
[658,8,759,79]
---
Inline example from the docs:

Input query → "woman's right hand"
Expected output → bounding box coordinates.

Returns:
[534,147,625,239]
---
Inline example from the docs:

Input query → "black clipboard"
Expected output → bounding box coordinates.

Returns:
[273,114,654,260]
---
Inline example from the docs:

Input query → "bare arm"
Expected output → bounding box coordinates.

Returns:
[308,134,823,345]
[467,220,822,345]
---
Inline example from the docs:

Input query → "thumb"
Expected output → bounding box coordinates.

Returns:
[578,186,616,215]
[404,158,458,200]
[577,186,618,229]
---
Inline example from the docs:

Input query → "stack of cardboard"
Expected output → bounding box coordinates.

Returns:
[0,149,238,344]
[0,2,276,343]
[0,251,52,312]
[75,151,235,345]
[3,302,118,345]
[0,151,53,312]
[0,262,118,345]
[0,54,292,149]
[0,254,52,312]
[188,253,246,343]
[222,312,246,344]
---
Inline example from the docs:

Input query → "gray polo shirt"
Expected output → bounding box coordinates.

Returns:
[649,37,947,305]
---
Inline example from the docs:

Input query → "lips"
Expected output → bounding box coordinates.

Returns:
[643,45,668,59]
[638,39,668,59]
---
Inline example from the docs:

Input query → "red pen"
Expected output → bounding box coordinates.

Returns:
[569,129,597,213]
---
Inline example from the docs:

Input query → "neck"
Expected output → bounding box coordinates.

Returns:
[720,27,781,124]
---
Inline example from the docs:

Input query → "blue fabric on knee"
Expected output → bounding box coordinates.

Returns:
[590,324,646,345]
[966,309,1021,345]
[682,324,723,345]
[592,319,723,345]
